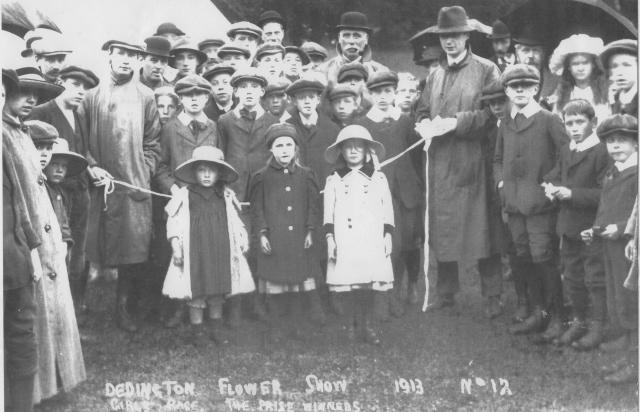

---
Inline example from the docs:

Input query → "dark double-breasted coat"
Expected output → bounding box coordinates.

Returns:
[249,160,322,284]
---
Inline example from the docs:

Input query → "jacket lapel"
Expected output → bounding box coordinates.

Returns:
[176,122,198,145]
[566,149,590,171]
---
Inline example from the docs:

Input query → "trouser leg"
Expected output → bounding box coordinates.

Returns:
[478,254,503,298]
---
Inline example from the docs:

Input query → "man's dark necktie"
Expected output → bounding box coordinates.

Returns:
[514,112,526,129]
[189,120,205,136]
[240,108,256,121]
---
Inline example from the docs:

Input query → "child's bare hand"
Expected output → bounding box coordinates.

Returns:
[384,232,392,257]
[600,224,620,239]
[172,250,183,266]
[580,228,594,244]
[260,234,272,255]
[304,231,313,249]
[327,235,337,261]
[554,186,572,200]
[625,239,636,261]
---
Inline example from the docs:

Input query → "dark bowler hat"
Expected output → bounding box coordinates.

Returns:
[258,10,286,29]
[154,22,185,37]
[337,62,368,83]
[512,25,545,46]
[328,84,359,101]
[25,120,58,144]
[230,67,267,88]
[2,68,19,91]
[59,65,99,88]
[174,74,212,95]
[217,44,251,60]
[285,78,324,97]
[227,22,262,39]
[336,11,372,34]
[202,64,235,82]
[500,63,540,87]
[301,42,328,59]
[198,38,225,50]
[50,139,89,177]
[597,114,638,141]
[488,20,510,40]
[366,70,398,91]
[101,40,143,53]
[16,67,64,103]
[264,78,291,97]
[416,45,442,66]
[142,36,172,58]
[425,6,474,34]
[479,80,506,102]
[265,123,299,148]
[170,38,207,66]
[284,46,310,65]
[599,39,637,70]
[255,43,285,61]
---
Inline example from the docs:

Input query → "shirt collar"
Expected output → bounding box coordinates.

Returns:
[367,106,401,122]
[446,49,468,67]
[178,111,209,127]
[336,161,375,178]
[510,100,542,119]
[269,157,295,172]
[299,110,318,127]
[569,132,600,152]
[216,100,233,112]
[233,104,265,120]
[616,153,638,172]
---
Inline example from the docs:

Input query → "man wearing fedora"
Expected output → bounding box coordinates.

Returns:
[415,6,503,313]
[488,20,515,72]
[139,36,172,91]
[319,11,387,85]
[78,39,162,333]
[512,25,559,103]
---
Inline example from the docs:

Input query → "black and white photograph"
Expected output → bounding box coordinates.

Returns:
[1,0,638,410]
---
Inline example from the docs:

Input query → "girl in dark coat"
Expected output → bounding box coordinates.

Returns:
[249,123,324,339]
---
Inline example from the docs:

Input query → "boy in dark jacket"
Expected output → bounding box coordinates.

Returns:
[542,99,611,348]
[493,64,570,337]
[582,114,638,384]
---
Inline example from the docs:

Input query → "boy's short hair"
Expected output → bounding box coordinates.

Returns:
[562,99,596,121]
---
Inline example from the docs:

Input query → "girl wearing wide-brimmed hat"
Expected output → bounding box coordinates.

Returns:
[323,124,393,345]
[548,34,610,121]
[163,146,254,344]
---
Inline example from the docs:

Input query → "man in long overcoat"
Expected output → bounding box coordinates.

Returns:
[415,6,502,312]
[79,39,161,332]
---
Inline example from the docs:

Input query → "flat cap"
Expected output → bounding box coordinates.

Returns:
[327,84,359,101]
[142,36,172,58]
[500,63,540,87]
[479,80,506,102]
[28,34,73,57]
[202,64,235,81]
[284,46,310,65]
[258,10,286,29]
[300,41,328,59]
[25,120,58,144]
[198,38,225,50]
[337,62,368,83]
[170,38,207,65]
[255,43,285,61]
[227,21,262,39]
[217,44,251,59]
[101,40,143,53]
[286,78,324,96]
[174,74,212,95]
[265,122,299,148]
[154,22,185,36]
[597,114,638,141]
[59,65,100,88]
[264,78,291,96]
[599,39,638,70]
[230,67,267,88]
[366,70,398,91]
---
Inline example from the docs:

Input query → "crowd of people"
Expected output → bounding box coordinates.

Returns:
[2,4,638,411]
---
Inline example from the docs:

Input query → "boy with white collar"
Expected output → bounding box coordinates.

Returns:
[599,39,637,116]
[542,99,611,348]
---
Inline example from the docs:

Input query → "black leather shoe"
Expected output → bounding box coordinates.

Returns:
[571,320,604,351]
[556,319,586,346]
[509,309,545,335]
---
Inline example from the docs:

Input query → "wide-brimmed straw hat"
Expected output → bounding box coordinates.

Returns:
[174,146,239,184]
[548,34,604,76]
[49,138,89,177]
[324,124,385,163]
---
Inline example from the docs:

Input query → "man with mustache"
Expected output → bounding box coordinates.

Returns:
[28,34,73,85]
[139,36,172,91]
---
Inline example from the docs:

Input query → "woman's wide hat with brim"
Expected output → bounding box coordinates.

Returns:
[324,124,385,164]
[424,6,474,34]
[548,34,604,76]
[174,146,238,185]
[16,67,64,103]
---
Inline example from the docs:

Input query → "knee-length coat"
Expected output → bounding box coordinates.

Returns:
[79,74,161,266]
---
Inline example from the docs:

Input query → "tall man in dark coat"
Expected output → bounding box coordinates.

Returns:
[415,6,502,313]
[78,40,162,332]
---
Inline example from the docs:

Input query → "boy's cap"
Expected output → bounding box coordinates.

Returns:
[174,146,238,184]
[599,39,637,70]
[327,84,359,101]
[230,67,267,88]
[255,43,285,61]
[258,10,286,29]
[597,114,638,141]
[25,34,72,58]
[264,78,291,96]
[174,74,212,95]
[500,63,540,87]
[25,120,59,144]
[50,139,89,177]
[265,122,299,148]
[337,62,368,83]
[216,44,251,59]
[198,38,225,50]
[227,21,262,39]
[366,70,398,91]
[170,38,207,66]
[325,124,385,163]
[154,22,185,37]
[284,46,310,65]
[285,78,324,97]
[142,36,172,58]
[59,65,99,88]
[300,42,328,59]
[202,64,235,82]
[479,80,506,101]
[16,67,64,103]
[488,20,510,40]
[101,40,143,53]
